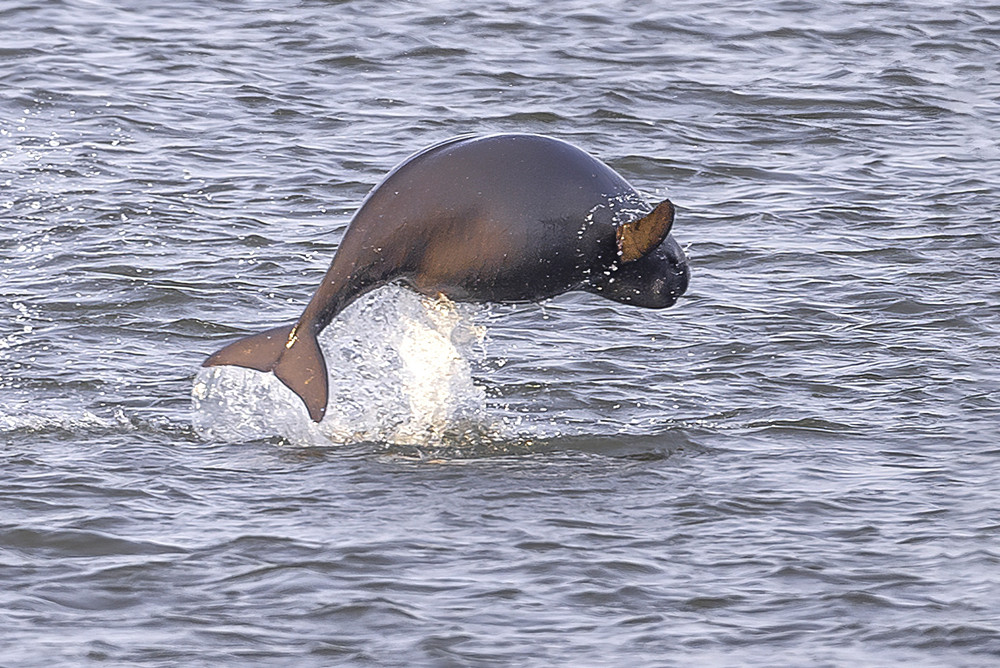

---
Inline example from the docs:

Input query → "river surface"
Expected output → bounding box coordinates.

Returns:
[3,0,1000,665]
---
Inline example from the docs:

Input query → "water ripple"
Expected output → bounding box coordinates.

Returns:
[3,0,1000,665]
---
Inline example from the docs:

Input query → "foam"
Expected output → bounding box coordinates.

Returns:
[192,286,497,447]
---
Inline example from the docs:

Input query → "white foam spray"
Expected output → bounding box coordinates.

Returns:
[191,286,496,447]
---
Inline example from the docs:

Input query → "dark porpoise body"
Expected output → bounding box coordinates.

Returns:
[204,134,689,421]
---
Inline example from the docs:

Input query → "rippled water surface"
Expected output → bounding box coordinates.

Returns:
[3,0,1000,665]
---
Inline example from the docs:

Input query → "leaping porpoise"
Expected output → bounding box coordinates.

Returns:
[204,133,690,421]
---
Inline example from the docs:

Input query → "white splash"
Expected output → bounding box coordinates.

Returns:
[0,406,135,434]
[191,285,493,447]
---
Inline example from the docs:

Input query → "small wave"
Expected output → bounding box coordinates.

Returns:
[0,406,134,436]
[1,526,184,558]
[0,405,198,442]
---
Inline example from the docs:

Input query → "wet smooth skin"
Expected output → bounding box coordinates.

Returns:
[204,134,690,421]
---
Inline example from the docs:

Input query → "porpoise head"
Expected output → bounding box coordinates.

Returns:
[586,198,690,308]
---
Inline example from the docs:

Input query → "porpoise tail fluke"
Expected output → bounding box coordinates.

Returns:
[203,323,329,422]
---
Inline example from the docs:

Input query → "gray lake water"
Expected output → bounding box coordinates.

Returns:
[3,0,1000,665]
